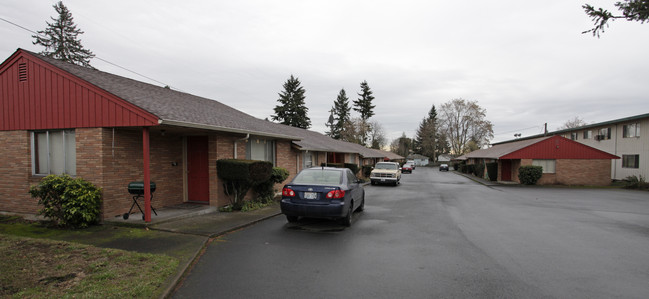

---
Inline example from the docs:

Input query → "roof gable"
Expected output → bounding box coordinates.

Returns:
[500,135,619,159]
[0,49,160,130]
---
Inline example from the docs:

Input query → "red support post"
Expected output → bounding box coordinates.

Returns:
[143,127,151,222]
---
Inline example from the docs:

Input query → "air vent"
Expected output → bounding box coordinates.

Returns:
[18,63,27,82]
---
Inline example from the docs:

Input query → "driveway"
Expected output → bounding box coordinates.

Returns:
[173,167,649,298]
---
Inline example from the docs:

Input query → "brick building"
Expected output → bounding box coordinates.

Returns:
[0,49,392,221]
[458,136,619,185]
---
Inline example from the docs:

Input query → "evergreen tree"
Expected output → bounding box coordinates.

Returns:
[32,1,95,67]
[353,80,376,145]
[271,75,311,129]
[414,105,438,160]
[328,89,351,139]
[353,80,376,120]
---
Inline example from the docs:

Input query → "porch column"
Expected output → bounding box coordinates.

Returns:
[143,127,152,222]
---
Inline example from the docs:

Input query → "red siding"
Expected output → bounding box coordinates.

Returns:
[501,136,619,160]
[0,50,159,131]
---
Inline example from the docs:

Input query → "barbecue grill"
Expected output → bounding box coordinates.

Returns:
[123,181,157,220]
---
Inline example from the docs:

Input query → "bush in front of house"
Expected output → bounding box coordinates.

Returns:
[486,162,498,181]
[518,165,543,185]
[253,167,290,203]
[29,174,102,228]
[362,165,373,178]
[623,175,649,190]
[465,164,475,175]
[217,159,273,210]
[473,163,485,178]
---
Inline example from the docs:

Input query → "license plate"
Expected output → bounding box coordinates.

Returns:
[381,178,385,182]
[304,192,318,199]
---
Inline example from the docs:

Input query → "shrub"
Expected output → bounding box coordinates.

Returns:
[473,163,485,178]
[217,159,273,210]
[465,164,475,175]
[29,174,102,228]
[486,162,498,181]
[253,167,290,203]
[518,165,543,185]
[623,175,649,190]
[361,165,373,178]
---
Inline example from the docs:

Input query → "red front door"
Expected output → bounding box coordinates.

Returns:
[187,136,209,203]
[501,160,512,181]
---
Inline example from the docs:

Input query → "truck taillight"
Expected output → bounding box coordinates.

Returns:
[282,188,296,197]
[326,190,345,199]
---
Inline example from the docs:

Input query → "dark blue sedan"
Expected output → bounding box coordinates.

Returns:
[280,167,365,226]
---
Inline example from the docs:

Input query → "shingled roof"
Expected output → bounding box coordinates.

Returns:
[19,49,395,157]
[23,49,297,140]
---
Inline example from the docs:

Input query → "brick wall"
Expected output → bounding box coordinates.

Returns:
[0,131,36,215]
[90,128,185,219]
[556,159,611,186]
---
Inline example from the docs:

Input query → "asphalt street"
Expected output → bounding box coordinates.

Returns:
[173,167,649,299]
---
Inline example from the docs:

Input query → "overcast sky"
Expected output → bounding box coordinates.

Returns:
[2,0,649,144]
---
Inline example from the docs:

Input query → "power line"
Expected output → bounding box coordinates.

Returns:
[1,16,179,91]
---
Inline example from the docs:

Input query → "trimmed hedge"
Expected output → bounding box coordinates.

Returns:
[473,163,485,178]
[216,159,272,183]
[253,167,290,203]
[361,165,373,178]
[486,162,498,181]
[518,165,543,185]
[217,159,273,210]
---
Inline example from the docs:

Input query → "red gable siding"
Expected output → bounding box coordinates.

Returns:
[0,50,159,131]
[500,136,619,160]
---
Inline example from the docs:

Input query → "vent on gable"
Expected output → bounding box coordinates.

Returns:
[18,63,27,82]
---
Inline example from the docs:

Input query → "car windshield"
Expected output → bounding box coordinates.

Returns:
[293,169,342,185]
[375,163,397,170]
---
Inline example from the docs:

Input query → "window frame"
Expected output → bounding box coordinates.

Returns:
[31,130,76,176]
[532,159,556,174]
[246,137,276,165]
[622,154,640,169]
[623,123,641,138]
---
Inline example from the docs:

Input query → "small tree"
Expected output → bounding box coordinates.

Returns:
[271,75,311,129]
[29,174,102,228]
[32,1,95,67]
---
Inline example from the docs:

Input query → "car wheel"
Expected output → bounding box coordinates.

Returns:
[340,205,353,227]
[286,215,298,223]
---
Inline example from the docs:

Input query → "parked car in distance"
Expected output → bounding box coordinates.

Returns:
[407,160,416,169]
[402,163,413,174]
[370,162,401,186]
[439,164,449,171]
[280,167,365,226]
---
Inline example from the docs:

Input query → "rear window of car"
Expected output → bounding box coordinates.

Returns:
[375,163,397,170]
[293,169,342,185]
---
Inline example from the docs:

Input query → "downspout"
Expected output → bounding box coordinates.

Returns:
[234,133,250,159]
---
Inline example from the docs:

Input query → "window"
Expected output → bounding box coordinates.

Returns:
[32,130,76,175]
[532,159,556,173]
[623,123,640,138]
[349,154,356,164]
[583,130,592,139]
[596,127,611,140]
[303,152,315,168]
[622,155,639,168]
[247,137,275,165]
[570,132,578,141]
